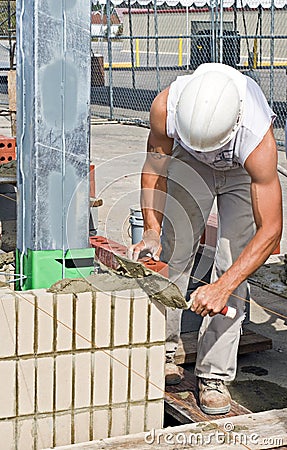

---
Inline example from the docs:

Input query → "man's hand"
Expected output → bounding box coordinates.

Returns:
[127,229,161,262]
[189,282,231,317]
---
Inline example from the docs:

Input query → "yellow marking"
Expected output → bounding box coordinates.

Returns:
[243,60,287,67]
[136,38,140,67]
[104,62,132,68]
[178,35,183,67]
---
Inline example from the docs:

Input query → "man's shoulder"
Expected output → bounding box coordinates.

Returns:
[150,88,170,138]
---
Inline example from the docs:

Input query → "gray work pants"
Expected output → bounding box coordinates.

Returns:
[161,145,255,382]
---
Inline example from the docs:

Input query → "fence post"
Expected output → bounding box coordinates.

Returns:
[270,0,275,108]
[107,0,114,120]
[154,0,161,94]
[128,0,136,89]
[252,38,258,69]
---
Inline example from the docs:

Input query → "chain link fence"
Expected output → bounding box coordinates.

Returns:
[91,1,287,145]
[0,2,285,145]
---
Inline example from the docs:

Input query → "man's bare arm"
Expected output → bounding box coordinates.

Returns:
[218,126,282,290]
[128,88,174,260]
[191,126,282,316]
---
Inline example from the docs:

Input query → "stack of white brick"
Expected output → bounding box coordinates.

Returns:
[0,286,165,449]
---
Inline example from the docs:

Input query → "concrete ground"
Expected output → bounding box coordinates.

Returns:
[90,121,287,414]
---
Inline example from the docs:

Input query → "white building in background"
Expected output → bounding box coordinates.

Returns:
[91,10,122,37]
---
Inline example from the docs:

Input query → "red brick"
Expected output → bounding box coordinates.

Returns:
[0,136,16,165]
[90,164,96,198]
[90,236,168,278]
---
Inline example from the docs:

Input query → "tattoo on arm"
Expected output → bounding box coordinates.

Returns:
[149,145,168,159]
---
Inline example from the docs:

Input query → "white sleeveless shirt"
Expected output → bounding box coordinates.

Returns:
[166,74,276,170]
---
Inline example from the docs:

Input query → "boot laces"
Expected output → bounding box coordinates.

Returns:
[203,379,224,392]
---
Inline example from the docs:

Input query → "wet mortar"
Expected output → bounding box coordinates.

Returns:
[229,379,287,413]
[0,160,17,177]
[49,255,188,310]
[240,365,269,376]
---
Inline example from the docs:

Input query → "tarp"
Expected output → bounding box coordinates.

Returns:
[94,0,287,8]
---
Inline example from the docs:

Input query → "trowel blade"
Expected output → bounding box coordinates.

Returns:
[112,254,188,310]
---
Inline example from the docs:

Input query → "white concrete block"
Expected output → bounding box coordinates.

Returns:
[37,357,53,413]
[56,355,72,410]
[113,291,130,346]
[0,293,15,357]
[0,285,166,447]
[18,359,34,416]
[57,294,73,351]
[0,416,14,448]
[36,417,53,450]
[111,348,129,404]
[130,347,146,402]
[74,411,90,444]
[76,292,92,349]
[93,409,109,440]
[75,353,91,409]
[129,404,145,435]
[35,290,54,354]
[55,414,71,448]
[94,351,110,406]
[148,345,165,400]
[111,406,127,437]
[18,293,35,355]
[132,292,148,344]
[150,299,166,343]
[146,400,164,431]
[17,418,34,450]
[95,292,111,348]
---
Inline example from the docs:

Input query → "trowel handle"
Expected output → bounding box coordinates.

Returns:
[219,305,237,319]
[187,297,236,319]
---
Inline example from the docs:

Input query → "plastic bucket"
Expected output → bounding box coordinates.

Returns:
[129,207,143,244]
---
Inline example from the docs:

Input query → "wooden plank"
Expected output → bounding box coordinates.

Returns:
[175,328,272,365]
[165,368,251,424]
[47,408,287,449]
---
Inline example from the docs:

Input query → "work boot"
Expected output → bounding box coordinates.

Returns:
[198,378,231,415]
[165,363,184,386]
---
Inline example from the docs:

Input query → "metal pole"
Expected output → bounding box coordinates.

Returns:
[147,7,150,67]
[186,5,189,70]
[16,0,93,290]
[7,0,12,68]
[154,0,161,93]
[259,6,262,66]
[219,0,223,63]
[128,0,136,89]
[107,0,114,119]
[210,0,216,62]
[270,0,275,108]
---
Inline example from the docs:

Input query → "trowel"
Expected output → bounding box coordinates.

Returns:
[111,253,236,318]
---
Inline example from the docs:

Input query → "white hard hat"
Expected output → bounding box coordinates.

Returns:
[175,63,247,152]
